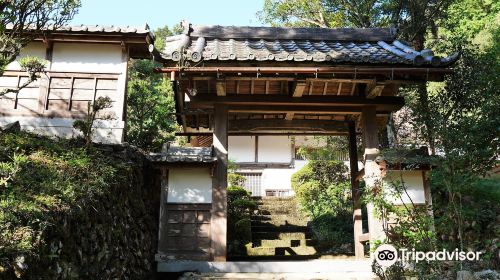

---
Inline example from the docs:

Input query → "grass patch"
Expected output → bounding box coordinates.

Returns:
[0,131,132,275]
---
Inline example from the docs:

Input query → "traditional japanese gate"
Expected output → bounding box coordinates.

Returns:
[151,22,457,268]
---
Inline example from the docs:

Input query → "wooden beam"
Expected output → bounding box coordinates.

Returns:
[366,83,385,99]
[322,82,328,95]
[337,83,342,95]
[211,104,228,261]
[216,80,226,96]
[292,80,307,97]
[254,136,258,162]
[350,83,357,95]
[190,76,374,84]
[158,66,454,76]
[189,95,405,110]
[348,121,364,259]
[229,119,347,132]
[177,131,350,136]
[231,105,370,115]
[288,80,308,120]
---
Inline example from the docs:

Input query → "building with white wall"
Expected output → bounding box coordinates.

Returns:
[0,25,154,143]
[192,135,346,197]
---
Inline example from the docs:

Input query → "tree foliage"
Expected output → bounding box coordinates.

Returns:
[125,26,178,151]
[292,160,350,218]
[259,0,452,47]
[0,0,80,74]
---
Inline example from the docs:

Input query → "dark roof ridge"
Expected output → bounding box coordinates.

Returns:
[189,24,397,41]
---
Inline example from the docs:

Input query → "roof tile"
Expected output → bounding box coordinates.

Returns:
[158,24,459,67]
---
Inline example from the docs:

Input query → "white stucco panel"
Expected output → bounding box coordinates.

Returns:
[258,136,291,163]
[6,42,46,71]
[167,168,212,203]
[228,136,256,162]
[51,43,123,73]
[384,170,426,205]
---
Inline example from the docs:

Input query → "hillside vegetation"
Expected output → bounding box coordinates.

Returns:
[0,131,158,279]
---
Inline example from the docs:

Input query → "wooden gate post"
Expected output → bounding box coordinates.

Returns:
[211,104,228,261]
[348,121,364,259]
[157,167,169,255]
[361,106,385,249]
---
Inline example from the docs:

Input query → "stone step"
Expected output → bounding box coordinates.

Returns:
[252,197,295,202]
[251,214,308,224]
[160,259,376,279]
[251,220,308,228]
[250,225,308,233]
[246,245,318,256]
[253,200,301,210]
[254,238,317,248]
[179,271,379,280]
[229,254,358,262]
[180,271,377,280]
[252,231,312,240]
[256,209,301,215]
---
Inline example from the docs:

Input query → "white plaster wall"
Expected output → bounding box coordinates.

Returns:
[260,160,308,195]
[258,136,291,163]
[51,43,123,73]
[167,168,212,203]
[228,136,255,162]
[0,116,124,144]
[5,42,46,71]
[1,42,128,143]
[384,170,426,205]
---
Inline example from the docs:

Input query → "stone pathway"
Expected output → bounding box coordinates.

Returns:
[179,272,378,280]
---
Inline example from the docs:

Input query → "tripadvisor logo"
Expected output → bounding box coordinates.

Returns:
[375,244,483,267]
[375,244,398,267]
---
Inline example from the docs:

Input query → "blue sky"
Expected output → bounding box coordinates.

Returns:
[71,0,264,30]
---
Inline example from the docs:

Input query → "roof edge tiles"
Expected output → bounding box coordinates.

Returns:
[7,23,154,40]
[157,21,459,67]
[148,145,216,164]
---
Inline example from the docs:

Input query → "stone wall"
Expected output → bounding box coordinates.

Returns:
[5,145,160,279]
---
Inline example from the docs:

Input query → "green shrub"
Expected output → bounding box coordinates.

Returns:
[228,197,257,222]
[228,186,249,200]
[227,185,256,255]
[292,160,351,218]
[431,170,500,270]
[235,218,252,244]
[312,212,353,245]
[291,160,353,248]
[228,173,246,187]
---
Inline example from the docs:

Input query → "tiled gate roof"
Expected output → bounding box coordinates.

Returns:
[158,23,458,66]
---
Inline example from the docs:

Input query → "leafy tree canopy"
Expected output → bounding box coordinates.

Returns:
[125,25,179,151]
[0,0,80,74]
[259,0,453,49]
